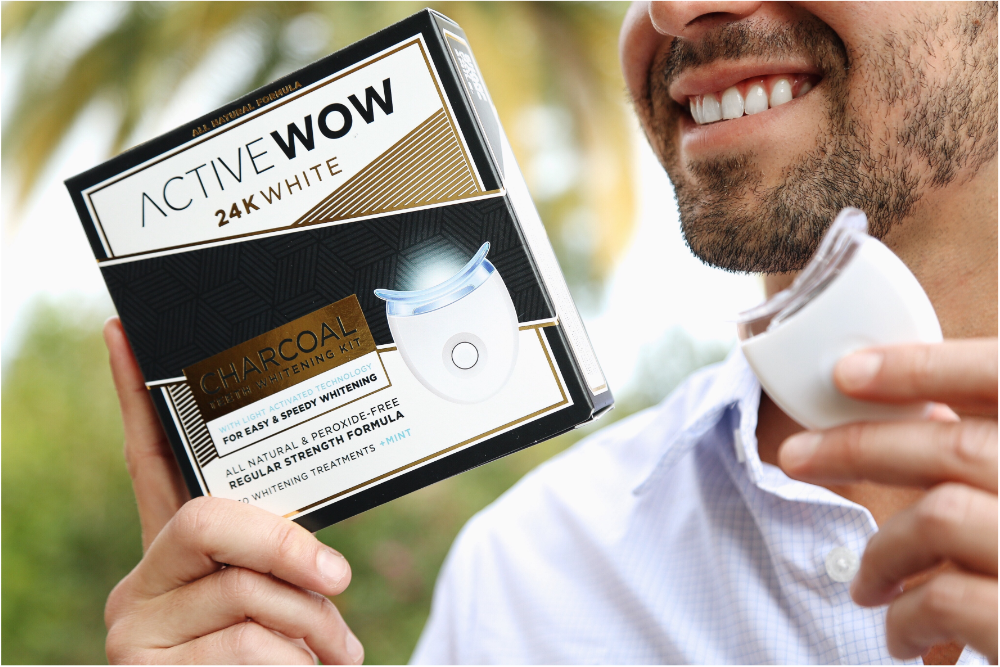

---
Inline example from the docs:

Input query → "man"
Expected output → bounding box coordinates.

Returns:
[102,2,996,664]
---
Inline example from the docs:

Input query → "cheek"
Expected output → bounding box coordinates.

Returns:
[792,2,890,51]
[619,2,671,111]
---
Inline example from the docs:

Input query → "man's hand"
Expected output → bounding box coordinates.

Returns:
[102,317,364,664]
[778,339,998,663]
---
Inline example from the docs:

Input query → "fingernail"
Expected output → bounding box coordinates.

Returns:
[836,351,883,391]
[781,432,822,470]
[317,548,348,586]
[345,630,364,663]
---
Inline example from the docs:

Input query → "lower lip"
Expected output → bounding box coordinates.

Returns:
[679,89,816,156]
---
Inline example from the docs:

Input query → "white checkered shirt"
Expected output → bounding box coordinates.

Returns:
[411,349,989,664]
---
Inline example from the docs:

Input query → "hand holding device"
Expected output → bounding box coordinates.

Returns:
[102,319,363,665]
[778,339,998,663]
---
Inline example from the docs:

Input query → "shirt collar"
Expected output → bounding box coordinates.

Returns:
[635,345,762,494]
[636,344,877,517]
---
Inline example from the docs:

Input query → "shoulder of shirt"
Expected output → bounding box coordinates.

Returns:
[411,360,733,663]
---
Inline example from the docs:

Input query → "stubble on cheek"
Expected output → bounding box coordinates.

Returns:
[638,19,859,273]
[640,52,764,263]
[638,18,921,274]
[866,4,999,188]
[635,8,996,275]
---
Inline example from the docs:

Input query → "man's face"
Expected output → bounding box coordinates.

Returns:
[621,2,997,274]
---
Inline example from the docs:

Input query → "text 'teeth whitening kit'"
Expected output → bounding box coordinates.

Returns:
[65,10,613,531]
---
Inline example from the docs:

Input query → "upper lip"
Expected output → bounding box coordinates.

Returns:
[668,59,822,106]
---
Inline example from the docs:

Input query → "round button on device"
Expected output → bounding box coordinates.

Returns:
[825,546,860,583]
[451,341,479,370]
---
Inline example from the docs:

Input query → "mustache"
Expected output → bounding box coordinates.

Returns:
[657,19,848,93]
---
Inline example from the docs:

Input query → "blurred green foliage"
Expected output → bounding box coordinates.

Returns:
[2,302,727,664]
[2,304,142,664]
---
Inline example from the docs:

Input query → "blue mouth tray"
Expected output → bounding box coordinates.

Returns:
[374,242,495,317]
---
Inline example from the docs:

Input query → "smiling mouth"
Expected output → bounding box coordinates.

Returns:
[687,74,820,125]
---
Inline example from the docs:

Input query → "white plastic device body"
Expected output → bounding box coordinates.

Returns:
[737,208,943,430]
[375,243,520,404]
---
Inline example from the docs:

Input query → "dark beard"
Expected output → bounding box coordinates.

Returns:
[641,6,998,274]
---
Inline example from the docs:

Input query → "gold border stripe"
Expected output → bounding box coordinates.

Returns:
[285,326,569,517]
[286,395,569,517]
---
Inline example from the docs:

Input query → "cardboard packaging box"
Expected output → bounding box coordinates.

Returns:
[65,9,612,531]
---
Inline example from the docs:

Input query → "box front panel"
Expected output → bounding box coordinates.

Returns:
[103,195,572,521]
[67,12,607,526]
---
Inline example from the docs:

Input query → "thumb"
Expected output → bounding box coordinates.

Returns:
[104,317,190,551]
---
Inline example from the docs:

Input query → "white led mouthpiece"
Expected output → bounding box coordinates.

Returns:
[375,242,495,317]
[375,242,520,404]
[737,208,943,430]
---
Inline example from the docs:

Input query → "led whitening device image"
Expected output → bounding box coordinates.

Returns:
[375,242,519,404]
[737,208,943,430]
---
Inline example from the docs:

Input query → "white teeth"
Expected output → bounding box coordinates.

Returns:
[689,77,813,125]
[721,86,744,120]
[744,83,768,114]
[770,78,792,107]
[701,93,722,123]
[690,98,704,124]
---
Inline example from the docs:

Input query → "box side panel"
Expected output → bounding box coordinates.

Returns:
[419,12,503,192]
[429,14,505,178]
[498,129,611,399]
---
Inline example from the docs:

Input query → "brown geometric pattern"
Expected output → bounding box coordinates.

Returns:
[293,108,480,227]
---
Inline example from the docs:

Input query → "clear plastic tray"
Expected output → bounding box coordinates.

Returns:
[736,208,870,340]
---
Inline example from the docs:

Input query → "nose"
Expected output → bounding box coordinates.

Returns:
[648,2,762,40]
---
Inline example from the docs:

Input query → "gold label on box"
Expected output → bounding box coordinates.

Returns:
[183,295,376,421]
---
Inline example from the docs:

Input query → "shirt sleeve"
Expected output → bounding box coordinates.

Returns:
[409,516,482,664]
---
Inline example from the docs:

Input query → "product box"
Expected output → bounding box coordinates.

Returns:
[66,9,612,531]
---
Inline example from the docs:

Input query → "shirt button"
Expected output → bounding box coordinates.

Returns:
[825,546,860,583]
